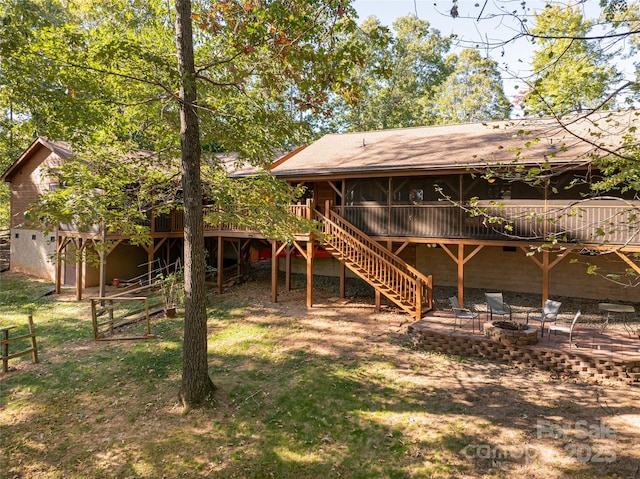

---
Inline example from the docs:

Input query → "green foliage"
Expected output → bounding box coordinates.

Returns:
[520,3,620,116]
[156,270,185,309]
[203,167,316,242]
[432,48,512,123]
[328,14,454,131]
[28,141,178,244]
[5,0,357,248]
[0,182,8,230]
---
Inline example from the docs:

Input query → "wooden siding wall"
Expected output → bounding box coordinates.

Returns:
[9,148,63,228]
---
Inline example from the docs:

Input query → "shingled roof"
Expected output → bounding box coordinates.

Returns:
[1,137,73,182]
[270,110,639,179]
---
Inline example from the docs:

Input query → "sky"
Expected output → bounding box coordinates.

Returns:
[351,0,616,108]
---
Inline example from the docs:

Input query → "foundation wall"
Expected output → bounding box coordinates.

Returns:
[282,242,639,303]
[416,244,640,302]
[9,228,57,282]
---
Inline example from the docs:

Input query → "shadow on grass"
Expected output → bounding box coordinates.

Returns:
[1,276,640,478]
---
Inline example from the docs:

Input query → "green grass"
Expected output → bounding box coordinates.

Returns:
[1,272,638,479]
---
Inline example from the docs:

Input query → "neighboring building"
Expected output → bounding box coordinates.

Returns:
[1,138,71,282]
[2,111,639,314]
[0,138,149,289]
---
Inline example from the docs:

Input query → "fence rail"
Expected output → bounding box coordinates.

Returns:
[90,296,156,341]
[1,316,38,372]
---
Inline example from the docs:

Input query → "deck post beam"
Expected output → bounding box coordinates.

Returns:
[99,223,107,301]
[271,240,278,303]
[285,245,292,292]
[339,261,346,299]
[270,241,288,303]
[441,242,483,307]
[521,246,574,305]
[55,236,71,294]
[615,250,640,275]
[306,239,314,308]
[146,246,154,287]
[542,251,550,304]
[217,236,224,295]
[75,238,84,301]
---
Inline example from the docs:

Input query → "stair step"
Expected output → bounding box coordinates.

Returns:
[320,229,428,318]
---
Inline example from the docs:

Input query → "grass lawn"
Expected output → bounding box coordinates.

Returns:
[1,271,639,479]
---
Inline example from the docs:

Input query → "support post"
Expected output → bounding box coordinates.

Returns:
[28,315,39,364]
[416,277,423,321]
[306,239,314,308]
[76,238,83,301]
[237,239,241,278]
[55,236,62,294]
[339,261,346,299]
[542,250,550,305]
[1,327,11,372]
[457,244,465,306]
[217,236,224,295]
[271,240,278,303]
[146,245,154,287]
[99,223,107,301]
[285,245,292,292]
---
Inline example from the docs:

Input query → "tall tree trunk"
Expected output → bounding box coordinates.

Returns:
[175,0,216,407]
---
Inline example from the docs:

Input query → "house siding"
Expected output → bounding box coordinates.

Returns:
[9,147,63,228]
[415,244,640,302]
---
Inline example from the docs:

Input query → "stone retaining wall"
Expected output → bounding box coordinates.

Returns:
[409,324,640,385]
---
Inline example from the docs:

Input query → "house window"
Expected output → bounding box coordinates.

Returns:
[15,233,19,239]
[31,234,36,240]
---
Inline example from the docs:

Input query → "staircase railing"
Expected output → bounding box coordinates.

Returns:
[316,209,432,320]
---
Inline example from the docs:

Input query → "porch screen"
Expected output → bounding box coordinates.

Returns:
[344,179,388,235]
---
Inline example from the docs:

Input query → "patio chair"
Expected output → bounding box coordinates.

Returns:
[547,311,581,348]
[449,296,480,333]
[484,292,511,322]
[526,299,562,337]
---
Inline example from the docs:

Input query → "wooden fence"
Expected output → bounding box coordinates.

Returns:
[90,296,156,341]
[1,315,39,373]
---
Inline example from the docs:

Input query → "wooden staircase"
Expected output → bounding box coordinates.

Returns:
[316,210,433,320]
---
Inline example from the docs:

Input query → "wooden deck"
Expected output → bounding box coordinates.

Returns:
[410,311,640,385]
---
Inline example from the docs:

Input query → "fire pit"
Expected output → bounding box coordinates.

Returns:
[484,320,539,345]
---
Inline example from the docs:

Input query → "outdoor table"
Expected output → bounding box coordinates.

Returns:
[598,303,637,335]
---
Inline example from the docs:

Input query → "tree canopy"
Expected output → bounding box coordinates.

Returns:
[432,48,512,124]
[2,0,370,407]
[519,3,621,116]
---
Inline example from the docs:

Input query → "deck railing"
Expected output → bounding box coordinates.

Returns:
[151,203,312,234]
[60,198,640,246]
[317,209,433,319]
[340,199,640,244]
